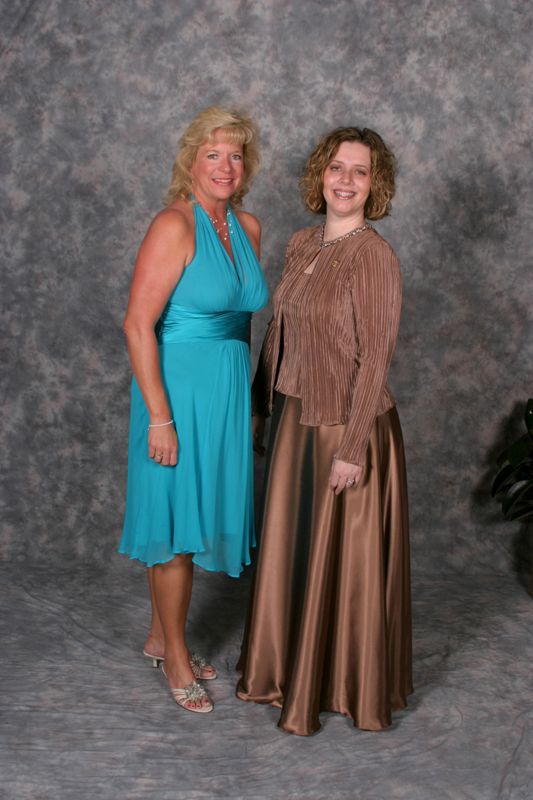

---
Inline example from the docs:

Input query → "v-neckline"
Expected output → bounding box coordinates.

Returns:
[196,202,238,273]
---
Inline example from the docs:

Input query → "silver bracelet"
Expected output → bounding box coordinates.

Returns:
[147,419,174,429]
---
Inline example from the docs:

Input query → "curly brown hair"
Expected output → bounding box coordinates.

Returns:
[300,127,396,219]
[165,106,260,207]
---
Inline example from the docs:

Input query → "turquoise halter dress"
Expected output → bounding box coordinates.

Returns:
[119,203,269,576]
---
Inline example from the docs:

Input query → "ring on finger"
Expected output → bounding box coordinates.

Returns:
[346,479,355,487]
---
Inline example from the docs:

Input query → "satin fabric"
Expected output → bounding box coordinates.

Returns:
[156,306,250,345]
[236,394,412,734]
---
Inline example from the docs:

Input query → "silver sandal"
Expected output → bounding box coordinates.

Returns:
[190,652,217,681]
[144,649,217,680]
[161,667,213,714]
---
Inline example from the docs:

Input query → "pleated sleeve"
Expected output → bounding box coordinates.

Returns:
[335,241,402,466]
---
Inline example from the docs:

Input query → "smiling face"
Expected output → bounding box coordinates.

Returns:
[321,140,372,226]
[189,128,244,206]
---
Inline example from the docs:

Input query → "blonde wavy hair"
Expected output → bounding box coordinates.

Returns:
[300,127,396,219]
[165,106,260,207]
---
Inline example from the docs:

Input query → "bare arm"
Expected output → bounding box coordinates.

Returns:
[122,208,194,465]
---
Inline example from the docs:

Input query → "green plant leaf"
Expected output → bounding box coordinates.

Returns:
[492,401,533,523]
[493,461,533,501]
[514,459,533,481]
[492,462,517,496]
[502,479,533,518]
[525,398,533,435]
[496,435,530,467]
[506,505,533,522]
[504,434,533,468]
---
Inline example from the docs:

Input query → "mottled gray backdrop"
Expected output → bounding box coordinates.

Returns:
[1,0,532,574]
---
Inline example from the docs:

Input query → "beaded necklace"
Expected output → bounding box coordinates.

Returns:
[207,208,233,241]
[320,222,372,248]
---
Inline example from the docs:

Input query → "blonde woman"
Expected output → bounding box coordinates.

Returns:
[119,107,268,713]
[237,127,412,735]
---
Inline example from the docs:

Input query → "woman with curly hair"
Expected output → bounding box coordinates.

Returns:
[236,127,412,735]
[119,106,268,713]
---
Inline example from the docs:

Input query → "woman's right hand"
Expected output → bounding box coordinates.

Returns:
[252,414,266,456]
[148,424,178,466]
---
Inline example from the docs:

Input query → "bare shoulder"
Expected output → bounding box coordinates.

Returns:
[234,208,261,240]
[134,200,195,271]
[146,201,194,242]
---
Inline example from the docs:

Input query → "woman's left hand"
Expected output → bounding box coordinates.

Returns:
[329,458,363,495]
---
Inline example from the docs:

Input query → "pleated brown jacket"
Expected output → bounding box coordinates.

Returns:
[252,224,402,466]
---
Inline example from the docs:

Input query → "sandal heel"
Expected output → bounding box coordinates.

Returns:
[143,650,164,669]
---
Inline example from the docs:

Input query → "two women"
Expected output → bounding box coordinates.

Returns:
[120,110,412,730]
[119,107,269,712]
[237,127,412,735]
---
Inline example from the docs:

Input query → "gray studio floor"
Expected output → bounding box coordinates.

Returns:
[1,559,532,800]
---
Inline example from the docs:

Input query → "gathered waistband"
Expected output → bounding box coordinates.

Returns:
[156,304,250,344]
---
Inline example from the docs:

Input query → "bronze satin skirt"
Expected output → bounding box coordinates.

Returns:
[236,393,412,735]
